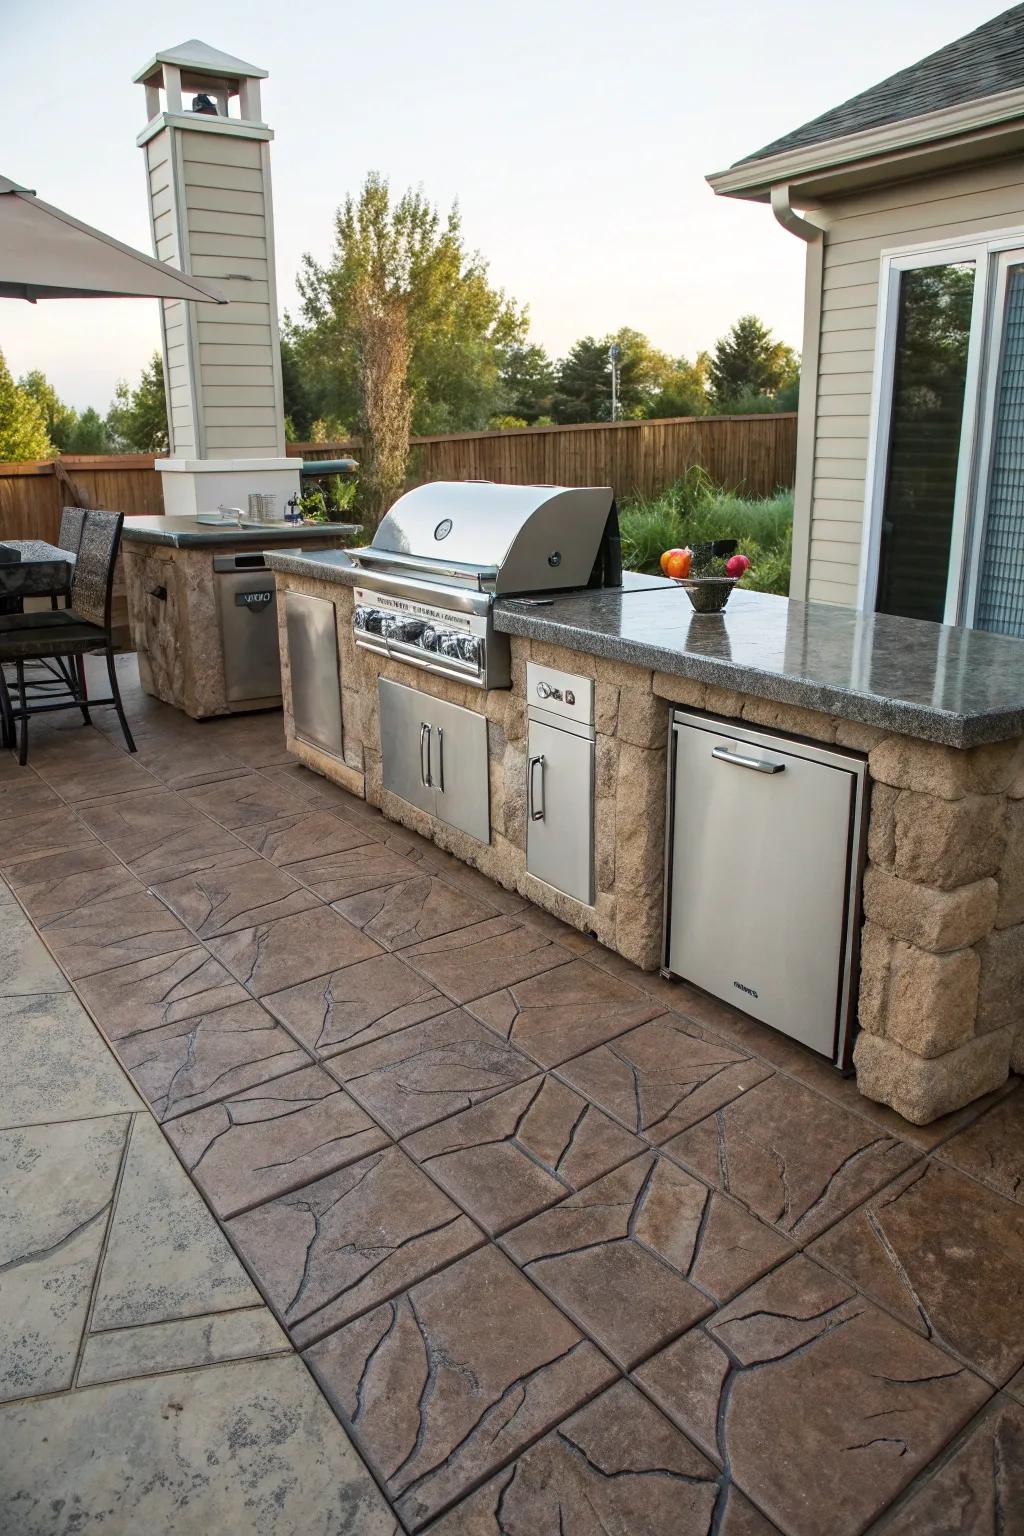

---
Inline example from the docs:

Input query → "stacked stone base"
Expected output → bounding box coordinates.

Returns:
[273,570,1024,1126]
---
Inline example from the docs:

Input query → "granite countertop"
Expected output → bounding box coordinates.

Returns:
[496,586,1024,748]
[122,516,360,549]
[265,547,362,580]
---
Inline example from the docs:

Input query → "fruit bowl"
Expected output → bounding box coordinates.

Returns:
[675,576,739,613]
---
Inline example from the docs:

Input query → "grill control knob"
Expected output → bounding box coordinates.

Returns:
[536,681,552,699]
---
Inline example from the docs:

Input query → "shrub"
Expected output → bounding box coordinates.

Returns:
[619,473,793,596]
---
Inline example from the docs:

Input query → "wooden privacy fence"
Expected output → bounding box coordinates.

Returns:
[0,413,796,541]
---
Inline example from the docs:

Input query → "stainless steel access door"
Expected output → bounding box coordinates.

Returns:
[666,711,866,1063]
[378,678,490,843]
[526,715,595,905]
[213,556,282,709]
[284,592,343,757]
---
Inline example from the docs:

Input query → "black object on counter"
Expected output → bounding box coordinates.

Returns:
[0,544,22,564]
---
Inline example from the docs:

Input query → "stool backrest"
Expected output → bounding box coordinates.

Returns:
[70,509,123,630]
[58,506,88,558]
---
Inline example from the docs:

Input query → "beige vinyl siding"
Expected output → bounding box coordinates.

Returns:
[807,156,1024,605]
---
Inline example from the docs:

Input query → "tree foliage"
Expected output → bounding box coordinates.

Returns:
[19,370,79,452]
[291,173,527,440]
[352,279,414,527]
[707,315,799,411]
[105,353,168,453]
[497,344,555,423]
[0,350,53,461]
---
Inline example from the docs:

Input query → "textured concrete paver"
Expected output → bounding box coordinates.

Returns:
[0,992,141,1128]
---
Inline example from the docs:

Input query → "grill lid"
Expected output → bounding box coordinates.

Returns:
[352,481,616,594]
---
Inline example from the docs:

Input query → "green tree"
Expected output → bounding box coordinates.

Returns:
[66,407,110,454]
[293,173,527,438]
[551,327,681,423]
[498,344,555,423]
[18,369,79,451]
[644,353,710,419]
[0,348,53,461]
[708,315,799,411]
[105,353,168,453]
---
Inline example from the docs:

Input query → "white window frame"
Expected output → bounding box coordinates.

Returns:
[858,225,1024,623]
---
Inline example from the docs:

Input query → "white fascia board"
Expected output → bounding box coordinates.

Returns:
[137,114,272,149]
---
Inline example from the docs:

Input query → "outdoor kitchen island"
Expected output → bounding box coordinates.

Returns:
[265,542,1024,1127]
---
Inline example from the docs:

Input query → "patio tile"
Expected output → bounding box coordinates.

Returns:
[664,1073,918,1241]
[227,1144,481,1345]
[0,806,96,868]
[0,776,66,821]
[557,1014,774,1142]
[31,753,162,803]
[209,717,294,769]
[8,842,137,920]
[937,1084,1024,1203]
[333,872,498,950]
[77,787,253,882]
[432,857,531,915]
[879,1396,1024,1535]
[232,808,377,865]
[91,1113,260,1330]
[0,1116,128,1402]
[428,1379,777,1536]
[466,957,661,1067]
[133,738,253,791]
[0,1356,400,1535]
[184,770,321,829]
[633,1254,991,1536]
[402,1075,645,1235]
[164,1065,388,1218]
[263,953,445,1055]
[116,998,311,1122]
[810,1160,1024,1386]
[38,887,193,979]
[284,843,435,902]
[502,1153,785,1367]
[205,904,384,997]
[327,1007,536,1137]
[76,946,249,1039]
[0,901,68,995]
[304,1244,616,1530]
[151,858,320,939]
[77,1306,289,1387]
[0,993,141,1128]
[402,914,573,1003]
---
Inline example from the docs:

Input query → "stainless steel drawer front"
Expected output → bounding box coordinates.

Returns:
[215,564,282,707]
[666,710,866,1064]
[284,592,343,757]
[526,715,595,905]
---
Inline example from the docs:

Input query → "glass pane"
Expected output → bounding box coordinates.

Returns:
[976,265,1024,638]
[876,262,975,622]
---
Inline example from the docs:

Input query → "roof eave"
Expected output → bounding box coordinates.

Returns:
[707,83,1024,201]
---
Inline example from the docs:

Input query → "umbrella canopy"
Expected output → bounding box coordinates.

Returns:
[0,176,225,304]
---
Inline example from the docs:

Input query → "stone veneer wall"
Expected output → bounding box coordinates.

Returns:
[274,572,1024,1126]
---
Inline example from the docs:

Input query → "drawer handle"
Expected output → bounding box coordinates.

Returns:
[435,727,445,794]
[528,754,546,820]
[711,745,786,775]
[420,722,432,788]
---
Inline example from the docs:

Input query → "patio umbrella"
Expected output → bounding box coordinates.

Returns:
[0,175,225,304]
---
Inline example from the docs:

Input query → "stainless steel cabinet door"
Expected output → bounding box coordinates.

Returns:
[426,693,490,844]
[378,679,436,817]
[216,573,282,705]
[668,721,855,1057]
[285,593,343,757]
[526,717,595,905]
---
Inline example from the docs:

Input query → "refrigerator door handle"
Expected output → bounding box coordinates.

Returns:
[528,753,546,821]
[711,745,786,775]
[435,727,445,793]
[419,722,432,788]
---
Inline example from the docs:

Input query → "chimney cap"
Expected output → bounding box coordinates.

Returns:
[133,38,268,88]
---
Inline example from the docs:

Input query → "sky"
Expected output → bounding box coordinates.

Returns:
[0,0,1009,411]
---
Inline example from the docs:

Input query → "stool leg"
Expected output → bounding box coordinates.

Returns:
[15,659,28,766]
[106,649,135,754]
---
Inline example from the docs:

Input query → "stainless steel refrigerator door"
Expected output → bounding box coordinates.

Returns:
[284,592,343,757]
[426,692,491,844]
[526,716,595,905]
[378,678,437,818]
[215,571,282,707]
[667,719,856,1058]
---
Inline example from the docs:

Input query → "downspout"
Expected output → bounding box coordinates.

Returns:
[771,185,826,604]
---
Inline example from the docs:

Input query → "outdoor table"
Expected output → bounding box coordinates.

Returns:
[0,540,74,613]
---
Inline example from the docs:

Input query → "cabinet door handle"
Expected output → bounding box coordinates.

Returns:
[528,754,546,821]
[420,722,432,788]
[435,727,445,793]
[711,745,786,774]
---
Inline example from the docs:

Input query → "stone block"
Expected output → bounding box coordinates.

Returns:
[977,923,1024,1035]
[867,783,900,871]
[617,690,669,749]
[997,800,1024,928]
[884,941,979,1058]
[869,736,1020,801]
[862,867,998,953]
[893,792,1006,890]
[853,1028,1013,1125]
[740,696,835,743]
[703,685,746,719]
[590,655,653,691]
[595,796,616,891]
[615,891,663,971]
[595,683,620,735]
[652,672,706,710]
[1012,1024,1024,1075]
[595,736,619,799]
[856,921,893,1037]
[502,740,527,850]
[835,720,887,752]
[614,743,666,890]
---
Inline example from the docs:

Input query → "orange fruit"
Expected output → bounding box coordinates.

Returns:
[665,548,691,580]
[659,547,681,574]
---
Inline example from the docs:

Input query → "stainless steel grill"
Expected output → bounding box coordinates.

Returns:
[349,481,620,688]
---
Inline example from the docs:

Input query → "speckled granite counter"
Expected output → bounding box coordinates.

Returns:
[123,516,359,548]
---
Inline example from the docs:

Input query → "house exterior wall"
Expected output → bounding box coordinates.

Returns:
[801,155,1024,606]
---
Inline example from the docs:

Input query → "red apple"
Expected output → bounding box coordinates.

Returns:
[725,553,751,578]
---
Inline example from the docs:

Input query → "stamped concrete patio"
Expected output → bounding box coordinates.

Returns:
[1,654,1022,1535]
